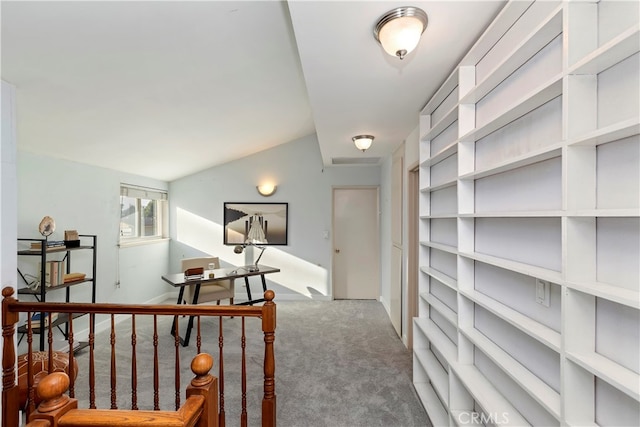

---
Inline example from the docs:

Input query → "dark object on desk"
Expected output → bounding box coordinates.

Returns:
[184,266,204,279]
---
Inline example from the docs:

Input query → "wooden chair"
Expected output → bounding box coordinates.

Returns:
[182,257,234,306]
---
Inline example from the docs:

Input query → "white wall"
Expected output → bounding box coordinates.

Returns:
[169,133,382,300]
[17,151,170,305]
[1,81,18,290]
[1,79,18,423]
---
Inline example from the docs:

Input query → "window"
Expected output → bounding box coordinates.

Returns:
[120,184,168,243]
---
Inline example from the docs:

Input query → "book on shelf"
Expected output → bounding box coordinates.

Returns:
[38,260,65,287]
[63,272,86,283]
[29,312,59,327]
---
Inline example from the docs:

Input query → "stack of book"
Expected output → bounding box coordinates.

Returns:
[31,240,65,250]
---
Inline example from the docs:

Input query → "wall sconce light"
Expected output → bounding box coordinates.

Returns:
[257,183,277,197]
[352,135,374,152]
[374,7,428,60]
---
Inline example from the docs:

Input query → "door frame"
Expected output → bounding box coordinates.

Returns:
[407,163,420,350]
[331,185,380,300]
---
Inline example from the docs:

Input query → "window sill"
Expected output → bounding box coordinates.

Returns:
[119,238,170,248]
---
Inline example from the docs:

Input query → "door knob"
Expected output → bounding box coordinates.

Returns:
[335,249,340,253]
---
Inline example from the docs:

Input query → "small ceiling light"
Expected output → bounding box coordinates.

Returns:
[374,7,428,60]
[257,183,277,197]
[352,135,374,152]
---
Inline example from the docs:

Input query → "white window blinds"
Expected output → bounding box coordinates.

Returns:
[120,184,167,201]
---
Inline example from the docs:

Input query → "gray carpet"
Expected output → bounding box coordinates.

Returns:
[72,299,430,427]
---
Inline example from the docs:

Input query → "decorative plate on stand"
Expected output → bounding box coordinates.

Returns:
[38,216,56,237]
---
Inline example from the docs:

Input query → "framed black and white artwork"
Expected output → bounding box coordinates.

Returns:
[223,202,288,245]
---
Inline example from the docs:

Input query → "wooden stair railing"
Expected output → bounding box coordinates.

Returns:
[25,352,217,427]
[2,287,276,427]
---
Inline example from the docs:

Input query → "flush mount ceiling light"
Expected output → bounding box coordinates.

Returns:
[352,135,375,152]
[374,6,428,60]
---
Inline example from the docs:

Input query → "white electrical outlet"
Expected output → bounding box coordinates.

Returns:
[535,279,550,307]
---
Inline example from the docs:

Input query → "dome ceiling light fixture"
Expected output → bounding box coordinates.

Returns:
[374,6,428,60]
[352,135,375,152]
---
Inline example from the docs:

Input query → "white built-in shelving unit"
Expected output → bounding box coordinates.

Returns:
[414,1,639,426]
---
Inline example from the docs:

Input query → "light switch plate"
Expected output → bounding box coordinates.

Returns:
[536,279,550,307]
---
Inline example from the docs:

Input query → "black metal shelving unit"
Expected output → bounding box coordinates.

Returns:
[17,234,97,352]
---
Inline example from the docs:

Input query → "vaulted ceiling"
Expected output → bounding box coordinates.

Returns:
[1,1,505,181]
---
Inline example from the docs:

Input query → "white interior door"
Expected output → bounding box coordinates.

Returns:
[333,187,379,299]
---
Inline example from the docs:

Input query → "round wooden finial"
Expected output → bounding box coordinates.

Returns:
[264,290,275,302]
[191,353,213,377]
[37,372,71,412]
[2,287,15,298]
[190,353,214,388]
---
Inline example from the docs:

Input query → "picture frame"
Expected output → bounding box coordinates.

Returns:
[223,202,288,246]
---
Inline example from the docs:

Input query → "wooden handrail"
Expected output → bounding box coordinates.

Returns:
[2,287,276,427]
[6,301,265,317]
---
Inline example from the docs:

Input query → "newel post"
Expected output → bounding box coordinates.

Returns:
[2,287,20,427]
[27,372,77,426]
[186,353,219,427]
[261,290,276,427]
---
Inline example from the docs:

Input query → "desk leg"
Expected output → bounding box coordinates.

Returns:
[236,273,268,306]
[170,286,186,339]
[244,277,252,305]
[171,284,200,347]
[260,273,268,293]
[183,284,201,347]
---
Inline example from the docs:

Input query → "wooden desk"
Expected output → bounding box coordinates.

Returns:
[162,265,280,346]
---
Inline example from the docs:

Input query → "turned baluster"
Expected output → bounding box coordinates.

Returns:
[218,316,225,427]
[174,316,181,411]
[130,314,138,410]
[47,313,54,373]
[110,314,117,409]
[67,315,75,398]
[89,314,96,409]
[241,317,247,427]
[197,316,202,354]
[153,315,160,410]
[27,312,36,416]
